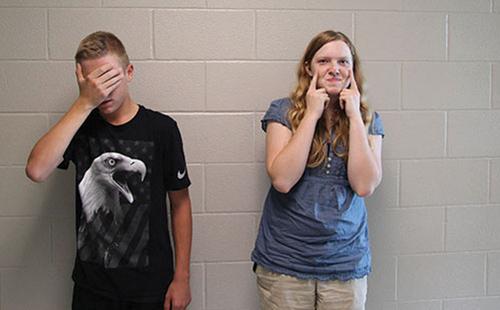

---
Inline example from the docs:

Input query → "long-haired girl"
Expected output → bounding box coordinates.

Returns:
[251,30,384,310]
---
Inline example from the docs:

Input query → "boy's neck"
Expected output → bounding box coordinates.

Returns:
[100,97,139,126]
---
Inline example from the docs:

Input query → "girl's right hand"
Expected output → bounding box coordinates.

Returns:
[305,72,329,121]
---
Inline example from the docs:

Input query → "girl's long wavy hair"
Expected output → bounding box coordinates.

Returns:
[289,30,371,167]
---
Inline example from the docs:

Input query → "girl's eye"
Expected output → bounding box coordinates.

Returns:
[318,59,328,64]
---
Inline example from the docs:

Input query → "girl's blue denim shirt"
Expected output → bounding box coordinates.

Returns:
[251,98,384,281]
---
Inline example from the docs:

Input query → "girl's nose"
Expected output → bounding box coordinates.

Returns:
[327,60,340,71]
[327,63,341,76]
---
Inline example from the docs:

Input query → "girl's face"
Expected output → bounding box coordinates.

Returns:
[308,40,353,95]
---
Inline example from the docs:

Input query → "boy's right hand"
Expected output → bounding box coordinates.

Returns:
[305,72,329,120]
[75,63,124,109]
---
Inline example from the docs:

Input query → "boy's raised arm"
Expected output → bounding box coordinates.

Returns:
[26,63,123,182]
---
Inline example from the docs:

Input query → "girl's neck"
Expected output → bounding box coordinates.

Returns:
[323,95,341,130]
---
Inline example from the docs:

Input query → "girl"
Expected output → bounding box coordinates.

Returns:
[251,30,384,310]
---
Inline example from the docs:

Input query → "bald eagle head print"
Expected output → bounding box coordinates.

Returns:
[78,152,147,224]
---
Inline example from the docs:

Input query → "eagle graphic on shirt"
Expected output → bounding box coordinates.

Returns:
[79,152,146,224]
[77,151,149,268]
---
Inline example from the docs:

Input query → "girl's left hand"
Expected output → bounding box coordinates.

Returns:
[339,69,361,119]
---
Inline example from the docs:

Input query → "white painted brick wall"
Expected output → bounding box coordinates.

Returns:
[356,12,446,61]
[493,64,500,109]
[0,1,499,309]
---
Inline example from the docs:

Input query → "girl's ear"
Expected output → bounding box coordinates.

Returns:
[305,63,313,77]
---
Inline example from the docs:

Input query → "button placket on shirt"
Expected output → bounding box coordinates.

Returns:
[325,155,332,174]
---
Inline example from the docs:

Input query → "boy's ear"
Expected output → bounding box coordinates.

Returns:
[125,64,134,81]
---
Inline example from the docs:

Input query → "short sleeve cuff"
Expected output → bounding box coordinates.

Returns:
[261,98,292,132]
[368,111,384,137]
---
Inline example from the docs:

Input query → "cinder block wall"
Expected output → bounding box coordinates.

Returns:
[1,1,499,309]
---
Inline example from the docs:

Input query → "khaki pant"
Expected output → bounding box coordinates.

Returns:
[255,265,367,310]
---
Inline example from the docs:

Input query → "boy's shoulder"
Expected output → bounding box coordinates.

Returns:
[140,105,178,129]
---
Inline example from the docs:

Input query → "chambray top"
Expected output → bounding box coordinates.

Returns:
[251,98,384,281]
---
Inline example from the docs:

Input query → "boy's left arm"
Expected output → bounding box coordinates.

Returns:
[164,188,192,310]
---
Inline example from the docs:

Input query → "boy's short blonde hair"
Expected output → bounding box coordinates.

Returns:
[74,31,130,67]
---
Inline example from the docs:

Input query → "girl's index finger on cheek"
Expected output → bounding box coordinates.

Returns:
[349,68,358,90]
[343,70,351,90]
[309,71,318,91]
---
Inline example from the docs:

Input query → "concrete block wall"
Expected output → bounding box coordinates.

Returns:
[0,1,499,309]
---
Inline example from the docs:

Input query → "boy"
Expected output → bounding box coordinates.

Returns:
[26,31,192,310]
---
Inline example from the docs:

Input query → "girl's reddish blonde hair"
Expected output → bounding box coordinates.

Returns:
[289,30,371,167]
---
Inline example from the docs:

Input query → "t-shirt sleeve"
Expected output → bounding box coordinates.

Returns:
[261,98,292,132]
[368,111,384,137]
[57,138,76,170]
[164,122,191,191]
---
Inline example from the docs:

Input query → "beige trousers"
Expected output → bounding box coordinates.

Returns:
[255,265,367,310]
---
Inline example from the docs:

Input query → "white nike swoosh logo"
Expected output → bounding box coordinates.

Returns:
[177,170,186,179]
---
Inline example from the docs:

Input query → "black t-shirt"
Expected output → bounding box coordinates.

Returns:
[59,105,190,302]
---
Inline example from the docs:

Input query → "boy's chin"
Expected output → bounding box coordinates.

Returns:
[97,104,118,115]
